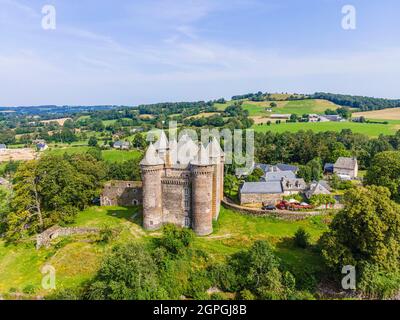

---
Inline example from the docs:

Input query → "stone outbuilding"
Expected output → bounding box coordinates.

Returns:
[240,181,283,205]
[100,181,142,206]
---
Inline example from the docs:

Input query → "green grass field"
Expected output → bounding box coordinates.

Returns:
[0,162,6,174]
[45,146,91,156]
[272,99,339,115]
[102,118,132,126]
[102,150,142,162]
[215,99,340,117]
[253,121,399,137]
[45,147,142,163]
[0,206,328,296]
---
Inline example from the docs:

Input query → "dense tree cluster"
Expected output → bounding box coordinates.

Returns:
[231,92,307,102]
[3,154,108,241]
[324,107,352,119]
[138,101,216,117]
[312,92,400,111]
[254,129,400,169]
[319,186,400,298]
[210,241,299,300]
[365,151,400,202]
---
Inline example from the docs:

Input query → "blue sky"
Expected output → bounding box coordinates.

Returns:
[0,0,399,106]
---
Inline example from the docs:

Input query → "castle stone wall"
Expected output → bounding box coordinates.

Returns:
[162,179,188,227]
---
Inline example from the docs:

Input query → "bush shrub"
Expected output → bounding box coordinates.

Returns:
[157,224,194,256]
[22,284,36,295]
[294,228,311,248]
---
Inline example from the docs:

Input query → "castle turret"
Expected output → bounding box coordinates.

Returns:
[191,144,214,236]
[207,137,224,220]
[140,143,164,231]
[154,130,168,161]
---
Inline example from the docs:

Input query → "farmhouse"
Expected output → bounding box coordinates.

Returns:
[334,157,358,179]
[239,177,307,205]
[113,141,131,150]
[240,181,283,205]
[305,180,331,199]
[308,114,330,122]
[281,178,307,195]
[36,142,48,152]
[270,114,291,120]
[0,144,6,151]
[324,115,343,122]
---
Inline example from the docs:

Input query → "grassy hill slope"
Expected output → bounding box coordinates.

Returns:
[253,121,399,137]
[0,206,329,297]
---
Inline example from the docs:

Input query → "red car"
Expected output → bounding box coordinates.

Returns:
[276,200,313,211]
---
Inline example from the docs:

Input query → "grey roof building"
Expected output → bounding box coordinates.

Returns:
[0,144,6,150]
[240,181,283,194]
[254,163,298,175]
[324,163,334,173]
[113,141,131,149]
[324,115,343,122]
[276,163,299,173]
[306,180,331,199]
[264,170,296,182]
[281,178,307,192]
[254,163,270,173]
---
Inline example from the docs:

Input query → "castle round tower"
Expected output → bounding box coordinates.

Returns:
[207,137,223,220]
[191,145,214,236]
[140,143,164,231]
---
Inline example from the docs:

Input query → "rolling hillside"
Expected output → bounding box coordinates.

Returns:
[215,98,341,117]
[0,206,327,297]
[353,108,400,121]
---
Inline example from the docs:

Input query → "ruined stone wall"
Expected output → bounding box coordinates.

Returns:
[223,198,321,221]
[36,226,99,249]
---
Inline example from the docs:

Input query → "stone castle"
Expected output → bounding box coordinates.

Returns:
[140,132,224,236]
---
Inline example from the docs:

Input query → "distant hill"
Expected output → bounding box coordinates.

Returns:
[0,105,124,116]
[311,92,400,112]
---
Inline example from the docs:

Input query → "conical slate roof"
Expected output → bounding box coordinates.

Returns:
[191,144,210,166]
[140,143,164,166]
[154,130,168,151]
[207,137,223,158]
[168,138,178,165]
[177,137,198,165]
